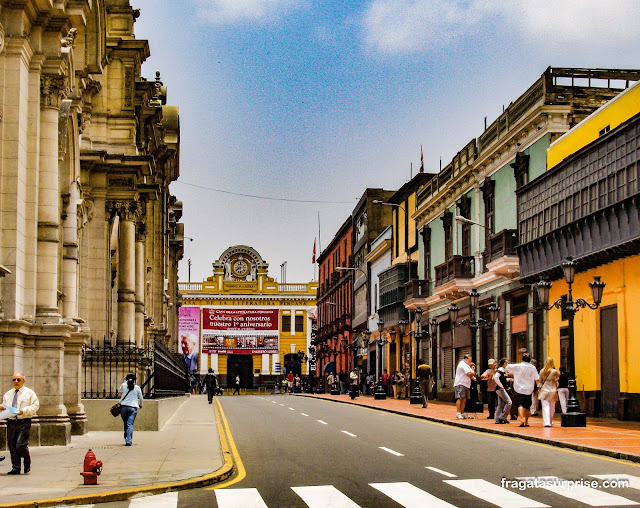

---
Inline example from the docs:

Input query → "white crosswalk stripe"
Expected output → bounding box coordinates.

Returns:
[215,488,268,507]
[516,476,639,506]
[591,474,640,491]
[371,481,457,508]
[129,491,178,507]
[444,479,549,508]
[292,485,361,508]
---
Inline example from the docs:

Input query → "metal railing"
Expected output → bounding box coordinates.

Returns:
[82,336,187,399]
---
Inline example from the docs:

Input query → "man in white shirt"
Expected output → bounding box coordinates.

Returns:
[2,373,39,474]
[454,355,476,419]
[506,353,539,427]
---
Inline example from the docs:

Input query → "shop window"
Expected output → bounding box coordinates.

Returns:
[281,315,291,333]
[295,315,304,333]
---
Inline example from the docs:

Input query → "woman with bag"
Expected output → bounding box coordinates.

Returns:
[119,373,144,446]
[538,358,560,427]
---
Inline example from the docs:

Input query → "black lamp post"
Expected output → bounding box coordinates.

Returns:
[535,257,605,427]
[448,289,499,413]
[330,337,340,395]
[408,307,423,404]
[374,321,390,400]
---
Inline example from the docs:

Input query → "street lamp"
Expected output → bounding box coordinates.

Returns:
[373,321,394,400]
[454,216,494,235]
[448,289,499,413]
[328,337,340,395]
[534,256,605,427]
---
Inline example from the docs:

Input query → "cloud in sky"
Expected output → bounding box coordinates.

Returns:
[196,0,306,25]
[361,0,640,55]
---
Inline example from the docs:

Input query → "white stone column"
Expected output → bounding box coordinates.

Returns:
[62,180,81,322]
[36,75,65,323]
[211,353,219,374]
[135,221,146,348]
[116,201,137,344]
[261,354,270,374]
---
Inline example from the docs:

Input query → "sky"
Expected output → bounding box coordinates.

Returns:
[129,0,640,284]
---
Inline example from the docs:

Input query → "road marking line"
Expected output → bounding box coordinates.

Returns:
[317,419,328,424]
[445,479,549,508]
[371,482,456,508]
[591,474,640,490]
[425,466,457,478]
[379,447,404,456]
[271,401,276,403]
[129,492,178,507]
[215,488,268,507]
[300,413,309,416]
[292,485,360,508]
[289,407,296,410]
[342,430,357,437]
[517,476,639,506]
[280,403,285,406]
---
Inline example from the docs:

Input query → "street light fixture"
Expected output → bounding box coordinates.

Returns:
[534,256,605,427]
[448,289,500,413]
[373,321,393,400]
[454,216,494,235]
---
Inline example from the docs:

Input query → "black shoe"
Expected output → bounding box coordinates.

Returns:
[7,469,20,475]
[23,466,30,474]
[0,456,4,461]
[502,419,510,424]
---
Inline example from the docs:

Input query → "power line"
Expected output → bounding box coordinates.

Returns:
[175,181,355,204]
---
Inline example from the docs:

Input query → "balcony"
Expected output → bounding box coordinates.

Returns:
[404,279,430,310]
[481,229,519,279]
[433,255,475,300]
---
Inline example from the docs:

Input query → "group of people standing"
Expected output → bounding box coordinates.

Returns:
[455,353,568,427]
[282,372,302,393]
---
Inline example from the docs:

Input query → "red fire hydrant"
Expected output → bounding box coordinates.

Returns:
[80,449,103,485]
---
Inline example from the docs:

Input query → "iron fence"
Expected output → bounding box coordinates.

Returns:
[82,337,188,398]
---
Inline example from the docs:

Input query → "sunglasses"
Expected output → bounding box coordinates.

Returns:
[12,378,22,382]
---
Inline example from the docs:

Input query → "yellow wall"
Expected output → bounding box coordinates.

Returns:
[393,192,418,265]
[546,254,640,393]
[547,81,640,169]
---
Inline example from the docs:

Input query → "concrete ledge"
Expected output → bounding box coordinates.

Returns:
[82,396,188,431]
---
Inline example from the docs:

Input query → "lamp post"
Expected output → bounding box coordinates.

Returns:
[448,289,499,413]
[329,337,340,395]
[405,308,423,404]
[373,321,394,400]
[534,257,605,427]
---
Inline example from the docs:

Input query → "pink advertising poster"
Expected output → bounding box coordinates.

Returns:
[178,307,200,372]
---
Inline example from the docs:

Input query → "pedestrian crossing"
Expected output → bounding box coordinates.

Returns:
[70,473,640,508]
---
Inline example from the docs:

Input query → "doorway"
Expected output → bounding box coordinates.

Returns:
[284,353,301,376]
[600,305,620,416]
[227,355,254,389]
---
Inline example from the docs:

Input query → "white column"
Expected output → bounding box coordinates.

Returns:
[61,179,81,322]
[36,75,65,322]
[201,352,209,374]
[261,354,270,374]
[135,221,146,348]
[211,353,219,374]
[116,201,137,344]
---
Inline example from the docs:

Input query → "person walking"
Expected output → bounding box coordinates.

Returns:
[203,368,217,404]
[538,357,560,427]
[417,359,434,408]
[349,367,359,399]
[493,359,512,424]
[530,359,539,416]
[481,359,498,419]
[119,373,143,446]
[507,353,539,427]
[454,355,476,419]
[233,374,241,395]
[2,373,39,474]
[558,366,569,414]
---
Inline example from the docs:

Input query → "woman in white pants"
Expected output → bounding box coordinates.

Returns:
[557,366,569,413]
[538,358,560,427]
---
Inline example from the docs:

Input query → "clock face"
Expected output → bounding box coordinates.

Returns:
[233,259,249,276]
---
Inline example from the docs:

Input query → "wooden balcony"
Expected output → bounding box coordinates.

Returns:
[405,279,430,301]
[480,229,520,280]
[434,255,474,287]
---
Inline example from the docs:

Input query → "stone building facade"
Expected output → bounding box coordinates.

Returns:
[0,1,182,445]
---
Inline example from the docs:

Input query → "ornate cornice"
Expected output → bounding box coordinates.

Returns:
[107,200,142,221]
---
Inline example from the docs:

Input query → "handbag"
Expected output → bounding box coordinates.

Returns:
[110,388,132,417]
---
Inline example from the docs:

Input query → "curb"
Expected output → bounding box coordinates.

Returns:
[0,400,235,508]
[297,394,640,465]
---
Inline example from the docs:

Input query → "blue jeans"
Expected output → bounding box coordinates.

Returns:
[120,406,138,445]
[495,388,512,423]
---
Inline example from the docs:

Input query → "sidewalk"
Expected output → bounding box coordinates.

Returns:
[298,392,640,463]
[0,395,231,508]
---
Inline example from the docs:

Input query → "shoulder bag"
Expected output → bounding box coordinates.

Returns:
[110,388,132,417]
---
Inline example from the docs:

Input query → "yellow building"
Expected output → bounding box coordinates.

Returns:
[178,246,317,390]
[538,79,640,418]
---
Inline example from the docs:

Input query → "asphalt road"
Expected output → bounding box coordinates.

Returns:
[95,394,640,508]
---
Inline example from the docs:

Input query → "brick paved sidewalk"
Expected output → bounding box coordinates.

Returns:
[298,392,640,463]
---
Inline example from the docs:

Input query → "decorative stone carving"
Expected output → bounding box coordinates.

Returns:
[41,75,66,109]
[61,28,77,48]
[136,219,147,242]
[107,200,142,221]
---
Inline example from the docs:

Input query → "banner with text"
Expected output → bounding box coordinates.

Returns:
[202,308,279,355]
